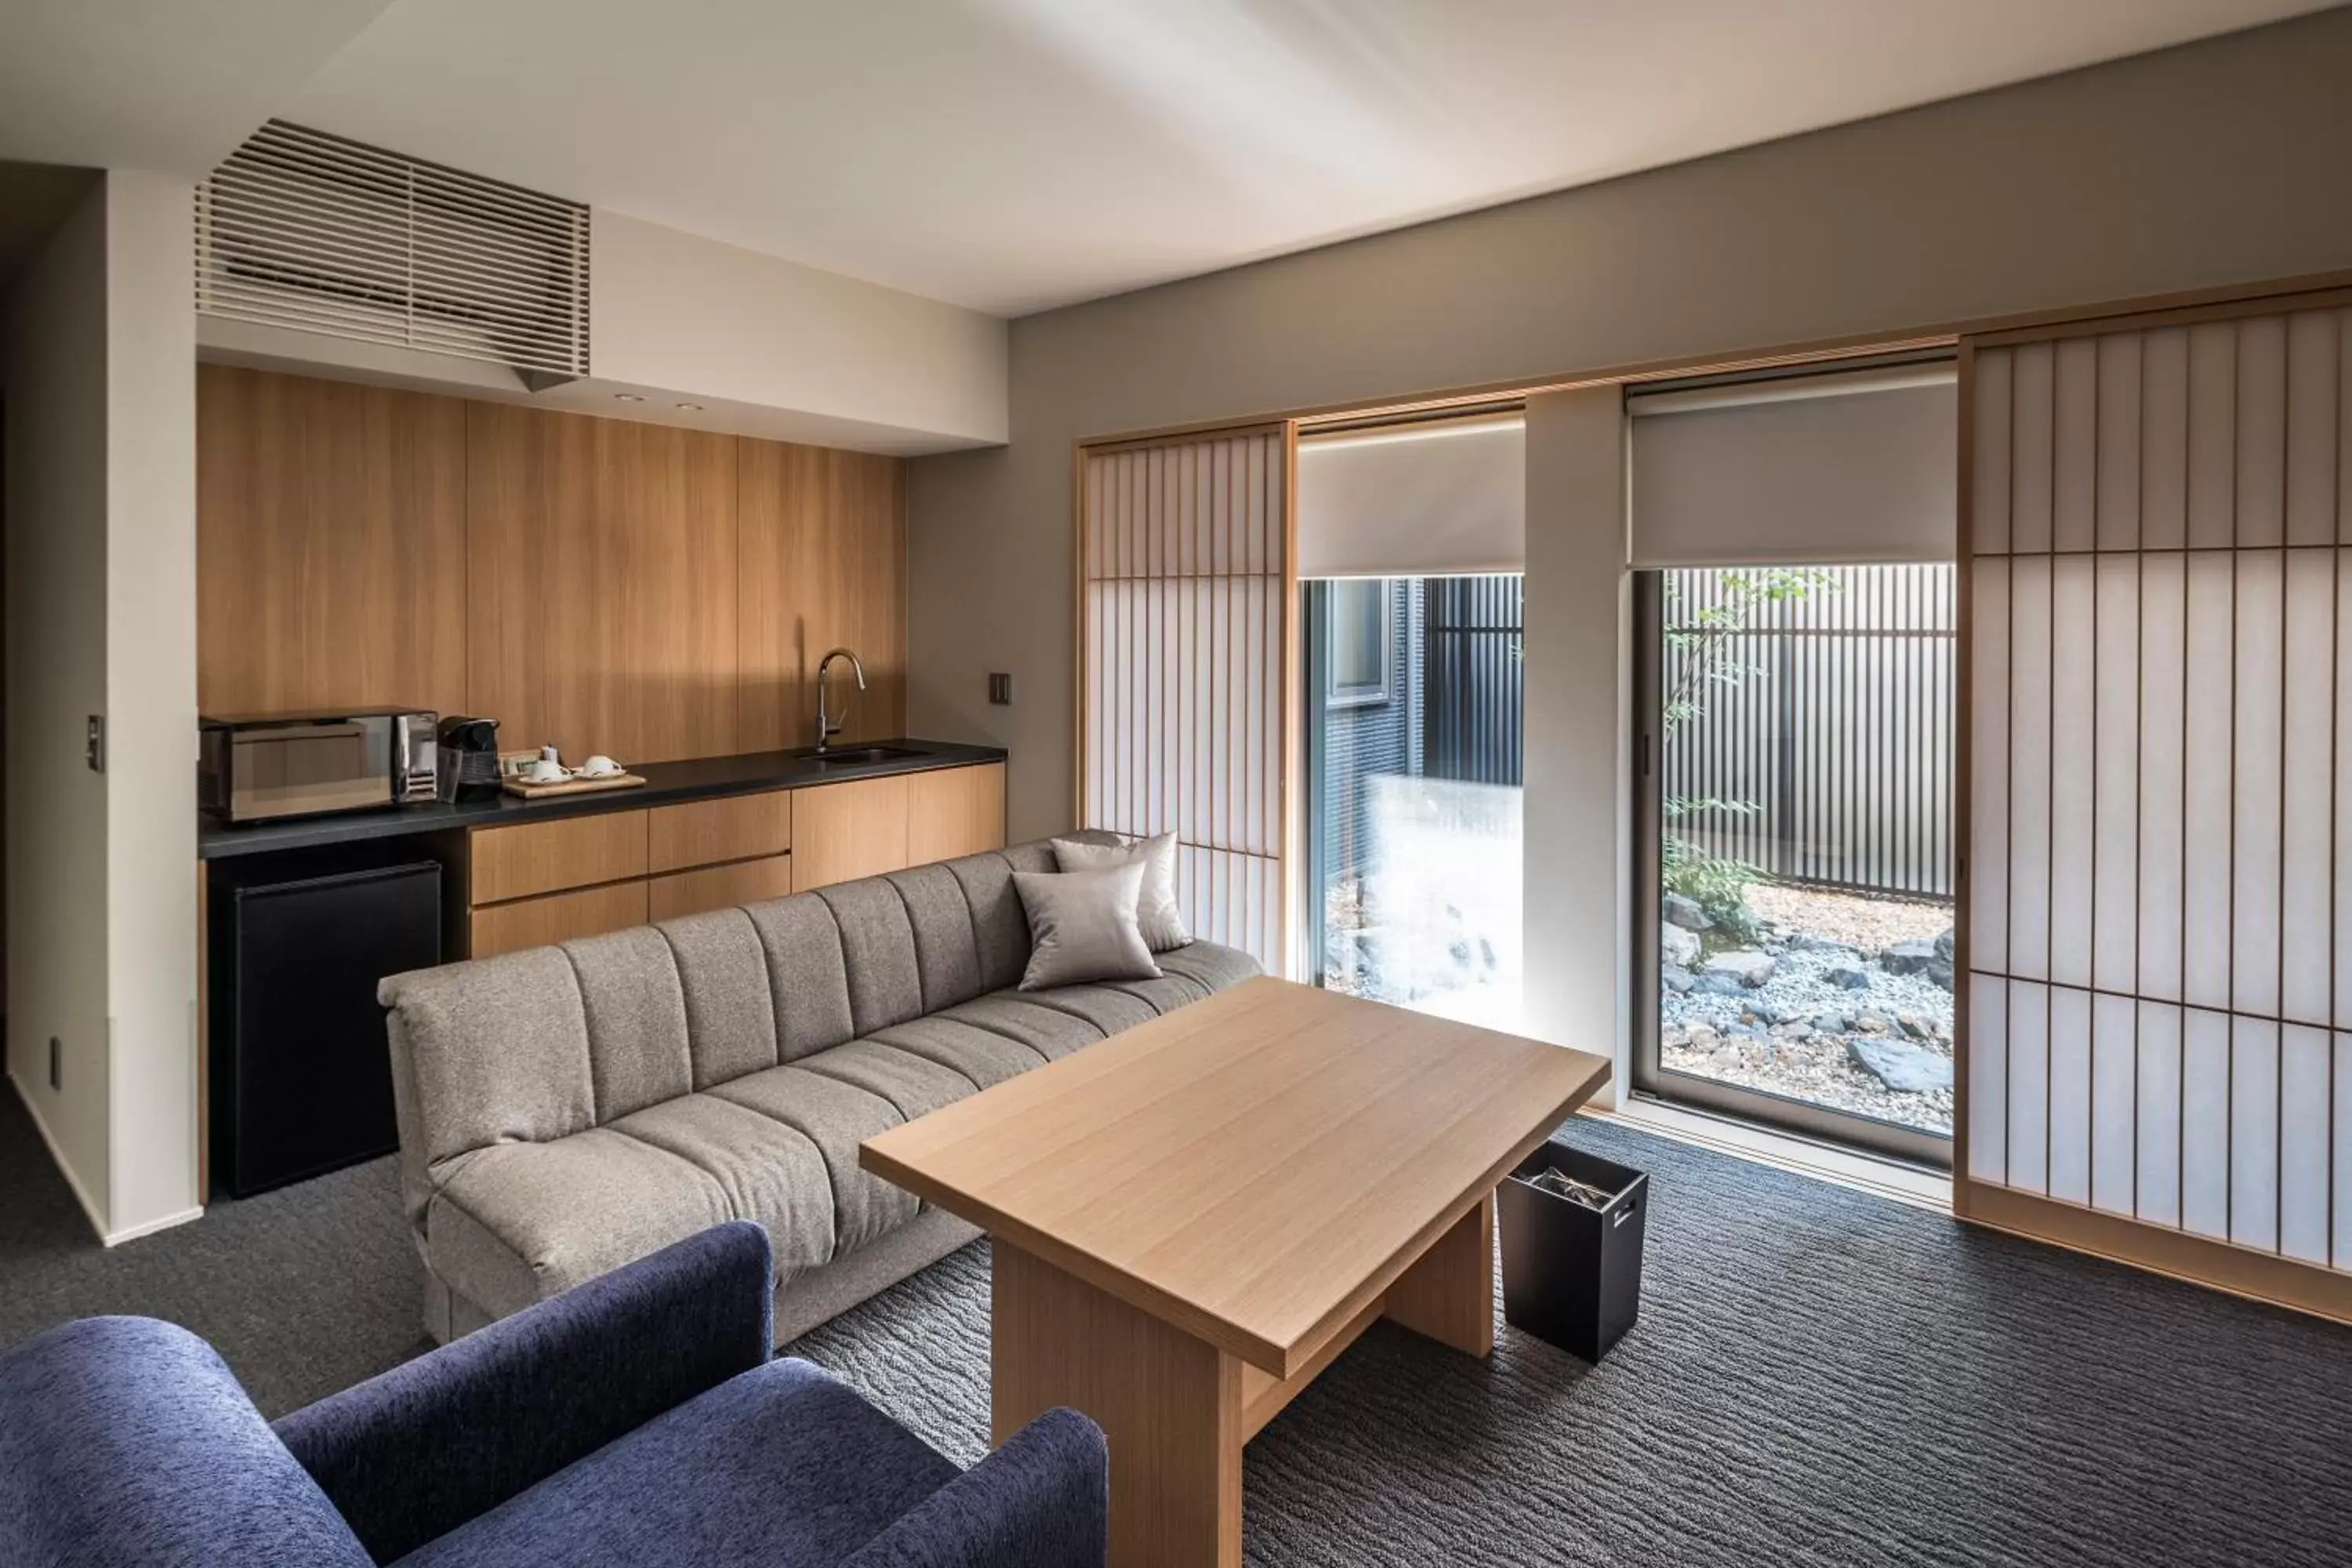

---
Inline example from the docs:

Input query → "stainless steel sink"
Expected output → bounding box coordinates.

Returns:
[787,745,925,765]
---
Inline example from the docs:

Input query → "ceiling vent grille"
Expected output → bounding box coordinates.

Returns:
[196,120,589,383]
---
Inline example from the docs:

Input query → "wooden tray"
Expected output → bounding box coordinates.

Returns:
[502,771,648,800]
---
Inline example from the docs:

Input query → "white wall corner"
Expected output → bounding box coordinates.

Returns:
[102,169,201,1239]
[1521,385,1632,1105]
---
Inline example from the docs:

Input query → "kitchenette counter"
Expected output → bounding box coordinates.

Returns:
[198,738,1008,859]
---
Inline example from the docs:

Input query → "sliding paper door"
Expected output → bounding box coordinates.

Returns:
[1079,426,1293,971]
[1961,296,2352,1316]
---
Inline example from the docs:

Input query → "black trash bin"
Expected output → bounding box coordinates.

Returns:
[1497,1140,1647,1363]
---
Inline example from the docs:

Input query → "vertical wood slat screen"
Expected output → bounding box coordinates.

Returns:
[1080,428,1291,971]
[1962,298,2352,1307]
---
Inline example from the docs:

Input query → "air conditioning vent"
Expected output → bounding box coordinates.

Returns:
[196,120,589,383]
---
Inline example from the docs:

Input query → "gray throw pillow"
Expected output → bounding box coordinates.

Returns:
[1011,860,1163,990]
[1051,831,1190,952]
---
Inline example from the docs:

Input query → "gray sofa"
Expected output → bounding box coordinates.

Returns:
[379,834,1258,1343]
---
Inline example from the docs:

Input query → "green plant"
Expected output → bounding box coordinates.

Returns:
[1658,568,1834,943]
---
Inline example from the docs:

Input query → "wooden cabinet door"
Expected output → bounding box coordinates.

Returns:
[471,811,648,905]
[648,853,795,921]
[789,775,911,892]
[906,762,1006,866]
[470,881,649,958]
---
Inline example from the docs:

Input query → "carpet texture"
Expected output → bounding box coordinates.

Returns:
[5,1086,2347,1565]
[787,1120,2352,1568]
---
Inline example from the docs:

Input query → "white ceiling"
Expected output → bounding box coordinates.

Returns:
[0,1,394,175]
[2,2,2338,318]
[285,0,2341,315]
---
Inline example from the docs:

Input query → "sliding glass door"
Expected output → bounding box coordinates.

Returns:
[1633,564,1956,1167]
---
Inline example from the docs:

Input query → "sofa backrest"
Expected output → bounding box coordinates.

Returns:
[379,834,1101,1227]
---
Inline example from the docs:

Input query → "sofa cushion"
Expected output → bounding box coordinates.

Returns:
[426,1131,735,1318]
[865,1015,1047,1090]
[884,862,985,1012]
[816,880,927,1036]
[383,949,595,1166]
[658,909,780,1090]
[392,1359,955,1568]
[940,851,1030,993]
[1155,939,1262,997]
[1009,982,1160,1038]
[742,893,858,1062]
[561,926,692,1123]
[706,1065,920,1256]
[606,1097,836,1272]
[793,1040,979,1120]
[938,993,1108,1061]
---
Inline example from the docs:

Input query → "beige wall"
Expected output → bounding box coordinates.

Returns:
[2,177,112,1228]
[1522,386,1630,1086]
[907,8,2352,845]
[2,169,201,1243]
[102,170,199,1240]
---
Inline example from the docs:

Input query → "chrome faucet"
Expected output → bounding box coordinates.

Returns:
[814,647,866,752]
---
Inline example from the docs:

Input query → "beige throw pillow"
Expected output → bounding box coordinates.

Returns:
[1011,859,1162,990]
[1051,831,1190,953]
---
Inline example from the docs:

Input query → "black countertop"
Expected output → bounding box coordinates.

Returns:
[198,739,1008,860]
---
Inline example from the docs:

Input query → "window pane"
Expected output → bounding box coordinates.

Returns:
[1310,575,1522,1032]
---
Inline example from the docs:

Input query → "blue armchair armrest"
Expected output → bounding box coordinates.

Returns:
[0,1316,375,1568]
[839,1407,1108,1568]
[274,1220,774,1563]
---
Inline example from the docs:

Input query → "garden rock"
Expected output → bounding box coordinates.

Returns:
[1704,950,1777,989]
[1811,1011,1851,1033]
[1661,922,1701,969]
[1693,971,1750,997]
[1853,1011,1889,1034]
[1661,964,1695,994]
[1879,939,1940,976]
[1897,1013,1935,1041]
[1663,893,1715,933]
[1926,960,1955,993]
[1824,962,1870,991]
[1934,926,1956,961]
[1846,1037,1955,1094]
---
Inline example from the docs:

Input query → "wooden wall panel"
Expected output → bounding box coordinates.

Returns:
[466,404,741,764]
[198,370,908,773]
[196,365,467,717]
[739,441,905,751]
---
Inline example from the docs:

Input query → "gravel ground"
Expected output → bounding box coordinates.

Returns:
[1745,881,1947,953]
[1663,884,1955,1138]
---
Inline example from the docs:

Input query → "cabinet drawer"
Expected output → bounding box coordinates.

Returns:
[648,853,795,923]
[470,880,648,958]
[906,763,1006,866]
[648,790,792,874]
[471,811,648,905]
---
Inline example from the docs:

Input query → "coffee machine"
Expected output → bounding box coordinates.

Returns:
[436,716,502,803]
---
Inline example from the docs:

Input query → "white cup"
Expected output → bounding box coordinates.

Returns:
[523,757,568,783]
[580,754,622,778]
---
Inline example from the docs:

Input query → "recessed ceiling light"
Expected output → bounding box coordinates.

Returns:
[613,393,644,402]
[677,402,706,412]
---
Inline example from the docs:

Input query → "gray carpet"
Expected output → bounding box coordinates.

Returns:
[5,1088,2348,1565]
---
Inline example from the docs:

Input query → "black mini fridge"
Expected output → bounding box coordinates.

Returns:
[208,847,442,1197]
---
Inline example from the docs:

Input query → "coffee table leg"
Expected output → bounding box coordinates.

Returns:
[1380,1189,1497,1356]
[992,1240,1243,1568]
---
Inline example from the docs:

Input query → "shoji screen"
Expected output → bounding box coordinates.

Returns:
[1079,426,1292,971]
[1961,296,2352,1317]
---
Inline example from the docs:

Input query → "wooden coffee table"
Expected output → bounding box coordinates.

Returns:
[860,976,1612,1568]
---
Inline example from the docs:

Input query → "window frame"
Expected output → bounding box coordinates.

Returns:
[1323,576,1395,709]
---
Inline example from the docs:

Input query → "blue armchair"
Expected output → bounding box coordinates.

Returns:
[0,1221,1105,1567]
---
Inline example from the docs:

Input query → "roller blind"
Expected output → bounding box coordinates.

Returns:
[1298,413,1523,577]
[1630,363,1957,567]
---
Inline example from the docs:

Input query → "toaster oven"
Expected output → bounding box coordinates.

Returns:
[198,709,439,823]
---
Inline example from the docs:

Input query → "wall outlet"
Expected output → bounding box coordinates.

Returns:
[987,672,1013,706]
[49,1036,61,1091]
